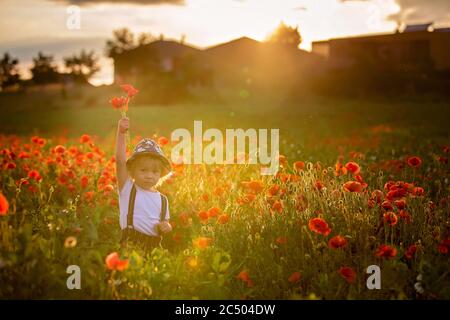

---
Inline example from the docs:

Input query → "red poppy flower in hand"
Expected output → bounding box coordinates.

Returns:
[109,96,128,110]
[120,84,139,98]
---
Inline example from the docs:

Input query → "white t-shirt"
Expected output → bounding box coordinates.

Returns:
[118,177,170,236]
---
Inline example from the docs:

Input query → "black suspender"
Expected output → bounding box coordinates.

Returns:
[126,184,137,229]
[160,194,168,222]
[126,184,168,233]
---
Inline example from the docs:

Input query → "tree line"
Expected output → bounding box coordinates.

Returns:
[0,21,301,91]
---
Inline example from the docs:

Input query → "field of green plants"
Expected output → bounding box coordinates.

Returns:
[0,94,449,299]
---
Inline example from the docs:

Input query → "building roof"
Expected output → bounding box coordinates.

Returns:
[311,24,450,45]
[137,40,200,56]
[403,23,433,33]
[204,36,261,52]
[121,39,201,59]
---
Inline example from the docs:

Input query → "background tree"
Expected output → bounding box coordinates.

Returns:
[266,21,302,48]
[0,52,20,90]
[137,32,154,46]
[64,49,100,83]
[105,28,136,58]
[30,52,59,84]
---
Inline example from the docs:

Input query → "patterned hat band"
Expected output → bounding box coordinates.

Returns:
[126,138,172,176]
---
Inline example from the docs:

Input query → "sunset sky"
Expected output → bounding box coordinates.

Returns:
[1,0,449,85]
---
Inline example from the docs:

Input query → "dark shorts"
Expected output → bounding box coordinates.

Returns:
[121,228,162,251]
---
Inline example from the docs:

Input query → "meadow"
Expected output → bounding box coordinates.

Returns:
[0,91,449,299]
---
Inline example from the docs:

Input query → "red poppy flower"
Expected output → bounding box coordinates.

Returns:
[27,170,42,181]
[268,184,279,196]
[207,207,220,218]
[288,271,301,283]
[198,211,209,223]
[6,162,16,170]
[384,181,395,191]
[120,84,139,97]
[38,138,46,146]
[339,267,356,284]
[18,151,29,159]
[354,175,366,186]
[109,96,127,110]
[105,252,129,271]
[386,189,404,201]
[85,191,95,202]
[394,199,407,210]
[80,175,89,189]
[102,184,114,193]
[404,244,418,260]
[438,156,448,164]
[328,235,348,249]
[315,180,324,191]
[308,217,331,236]
[54,145,66,154]
[345,162,360,175]
[158,136,169,146]
[0,192,9,216]
[217,214,230,225]
[271,200,283,214]
[237,270,254,287]
[383,212,398,226]
[343,181,363,193]
[80,134,91,144]
[193,237,212,250]
[68,146,78,157]
[275,236,287,245]
[335,161,348,176]
[438,238,450,255]
[407,156,422,168]
[375,244,397,258]
[371,190,384,203]
[241,180,264,194]
[381,200,394,211]
[294,161,305,171]
[412,187,424,196]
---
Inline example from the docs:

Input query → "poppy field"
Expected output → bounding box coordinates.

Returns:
[0,95,449,299]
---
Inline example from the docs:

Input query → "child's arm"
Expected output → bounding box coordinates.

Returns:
[158,198,172,233]
[116,117,129,193]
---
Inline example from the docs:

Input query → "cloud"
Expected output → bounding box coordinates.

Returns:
[387,0,450,25]
[46,0,185,6]
[341,0,450,25]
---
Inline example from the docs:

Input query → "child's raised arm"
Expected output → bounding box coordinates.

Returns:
[116,117,129,193]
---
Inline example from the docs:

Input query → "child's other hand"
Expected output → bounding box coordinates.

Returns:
[158,221,172,234]
[118,117,129,134]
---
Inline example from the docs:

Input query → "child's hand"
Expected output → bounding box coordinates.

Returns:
[118,117,129,134]
[158,221,172,234]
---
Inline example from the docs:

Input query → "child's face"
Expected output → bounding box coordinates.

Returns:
[130,156,162,190]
